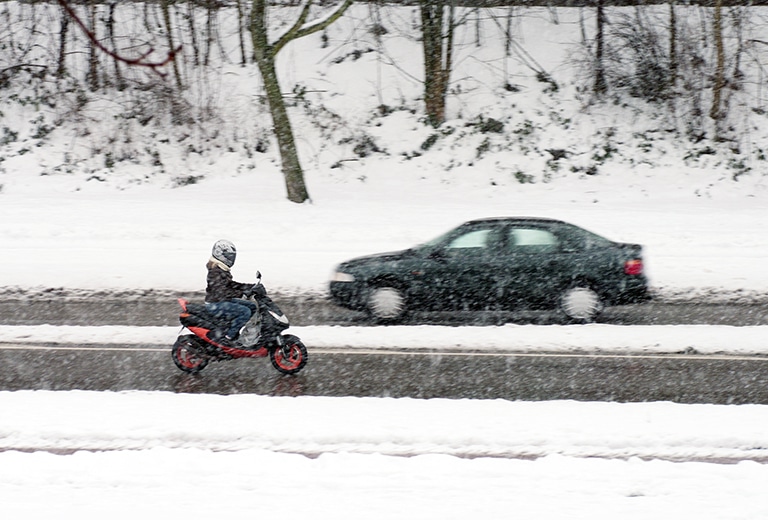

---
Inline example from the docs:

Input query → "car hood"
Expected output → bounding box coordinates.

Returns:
[338,248,416,268]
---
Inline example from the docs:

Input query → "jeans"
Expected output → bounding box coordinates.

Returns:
[205,299,258,338]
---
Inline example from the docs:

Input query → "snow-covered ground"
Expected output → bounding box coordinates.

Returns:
[0,391,767,518]
[1,4,768,517]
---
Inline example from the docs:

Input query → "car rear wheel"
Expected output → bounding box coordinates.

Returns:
[559,286,603,323]
[367,286,406,322]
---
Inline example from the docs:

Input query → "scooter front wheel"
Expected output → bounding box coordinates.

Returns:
[172,335,210,374]
[270,334,308,375]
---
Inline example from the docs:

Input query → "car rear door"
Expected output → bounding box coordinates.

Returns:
[500,224,571,307]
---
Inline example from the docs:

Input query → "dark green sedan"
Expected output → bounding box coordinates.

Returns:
[329,217,649,322]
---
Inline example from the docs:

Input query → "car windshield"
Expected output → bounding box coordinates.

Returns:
[419,227,460,248]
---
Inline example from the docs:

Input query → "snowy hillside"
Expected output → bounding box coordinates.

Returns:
[0,3,767,300]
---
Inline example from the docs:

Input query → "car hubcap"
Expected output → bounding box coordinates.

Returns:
[369,287,405,319]
[561,287,602,321]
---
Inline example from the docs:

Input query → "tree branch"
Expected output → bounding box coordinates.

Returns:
[55,0,181,78]
[272,0,354,56]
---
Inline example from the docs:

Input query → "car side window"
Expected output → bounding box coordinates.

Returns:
[508,228,560,254]
[446,229,492,250]
[445,228,501,256]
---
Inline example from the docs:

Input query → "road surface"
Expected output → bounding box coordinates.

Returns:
[1,291,767,403]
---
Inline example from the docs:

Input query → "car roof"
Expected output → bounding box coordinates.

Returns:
[464,217,567,225]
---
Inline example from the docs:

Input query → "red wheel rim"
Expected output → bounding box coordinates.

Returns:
[275,344,304,370]
[176,343,205,369]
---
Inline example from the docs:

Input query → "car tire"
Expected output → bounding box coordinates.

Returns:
[367,286,406,322]
[559,286,603,323]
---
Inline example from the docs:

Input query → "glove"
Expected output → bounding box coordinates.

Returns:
[249,282,267,298]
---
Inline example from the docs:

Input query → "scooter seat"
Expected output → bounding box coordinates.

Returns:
[185,302,208,316]
[180,302,229,330]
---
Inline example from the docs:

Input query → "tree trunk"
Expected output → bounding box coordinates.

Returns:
[668,2,677,91]
[57,5,69,78]
[420,0,454,127]
[710,0,725,138]
[250,0,309,203]
[249,0,352,203]
[594,0,607,95]
[187,2,200,66]
[257,55,309,203]
[236,0,248,67]
[86,0,99,91]
[161,0,183,90]
[106,2,124,90]
[205,4,215,66]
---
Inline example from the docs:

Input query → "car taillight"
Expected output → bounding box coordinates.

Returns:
[624,259,643,275]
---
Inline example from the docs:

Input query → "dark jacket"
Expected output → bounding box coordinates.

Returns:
[205,261,250,303]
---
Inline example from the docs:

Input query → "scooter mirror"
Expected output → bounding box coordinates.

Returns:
[255,271,262,281]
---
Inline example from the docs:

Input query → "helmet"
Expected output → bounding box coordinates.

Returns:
[212,239,237,268]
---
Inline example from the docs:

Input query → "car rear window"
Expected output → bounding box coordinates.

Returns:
[580,229,613,249]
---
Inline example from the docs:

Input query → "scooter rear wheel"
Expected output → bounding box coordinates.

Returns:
[270,334,308,375]
[172,335,210,374]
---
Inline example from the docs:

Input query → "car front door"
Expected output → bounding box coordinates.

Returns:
[412,223,509,310]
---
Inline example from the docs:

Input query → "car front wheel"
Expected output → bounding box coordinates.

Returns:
[367,286,406,322]
[559,286,604,323]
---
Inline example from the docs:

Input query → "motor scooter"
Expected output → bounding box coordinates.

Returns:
[171,274,308,375]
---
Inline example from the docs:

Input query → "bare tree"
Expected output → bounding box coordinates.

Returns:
[669,1,677,92]
[204,1,216,66]
[594,0,607,95]
[250,0,353,203]
[160,0,183,90]
[420,0,455,127]
[235,0,248,67]
[86,0,99,90]
[105,1,125,89]
[710,0,725,138]
[55,0,181,78]
[56,4,70,79]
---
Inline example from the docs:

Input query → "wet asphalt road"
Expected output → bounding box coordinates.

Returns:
[2,344,768,404]
[1,292,768,327]
[1,293,767,403]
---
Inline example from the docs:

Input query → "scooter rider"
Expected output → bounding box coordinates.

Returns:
[204,239,258,346]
